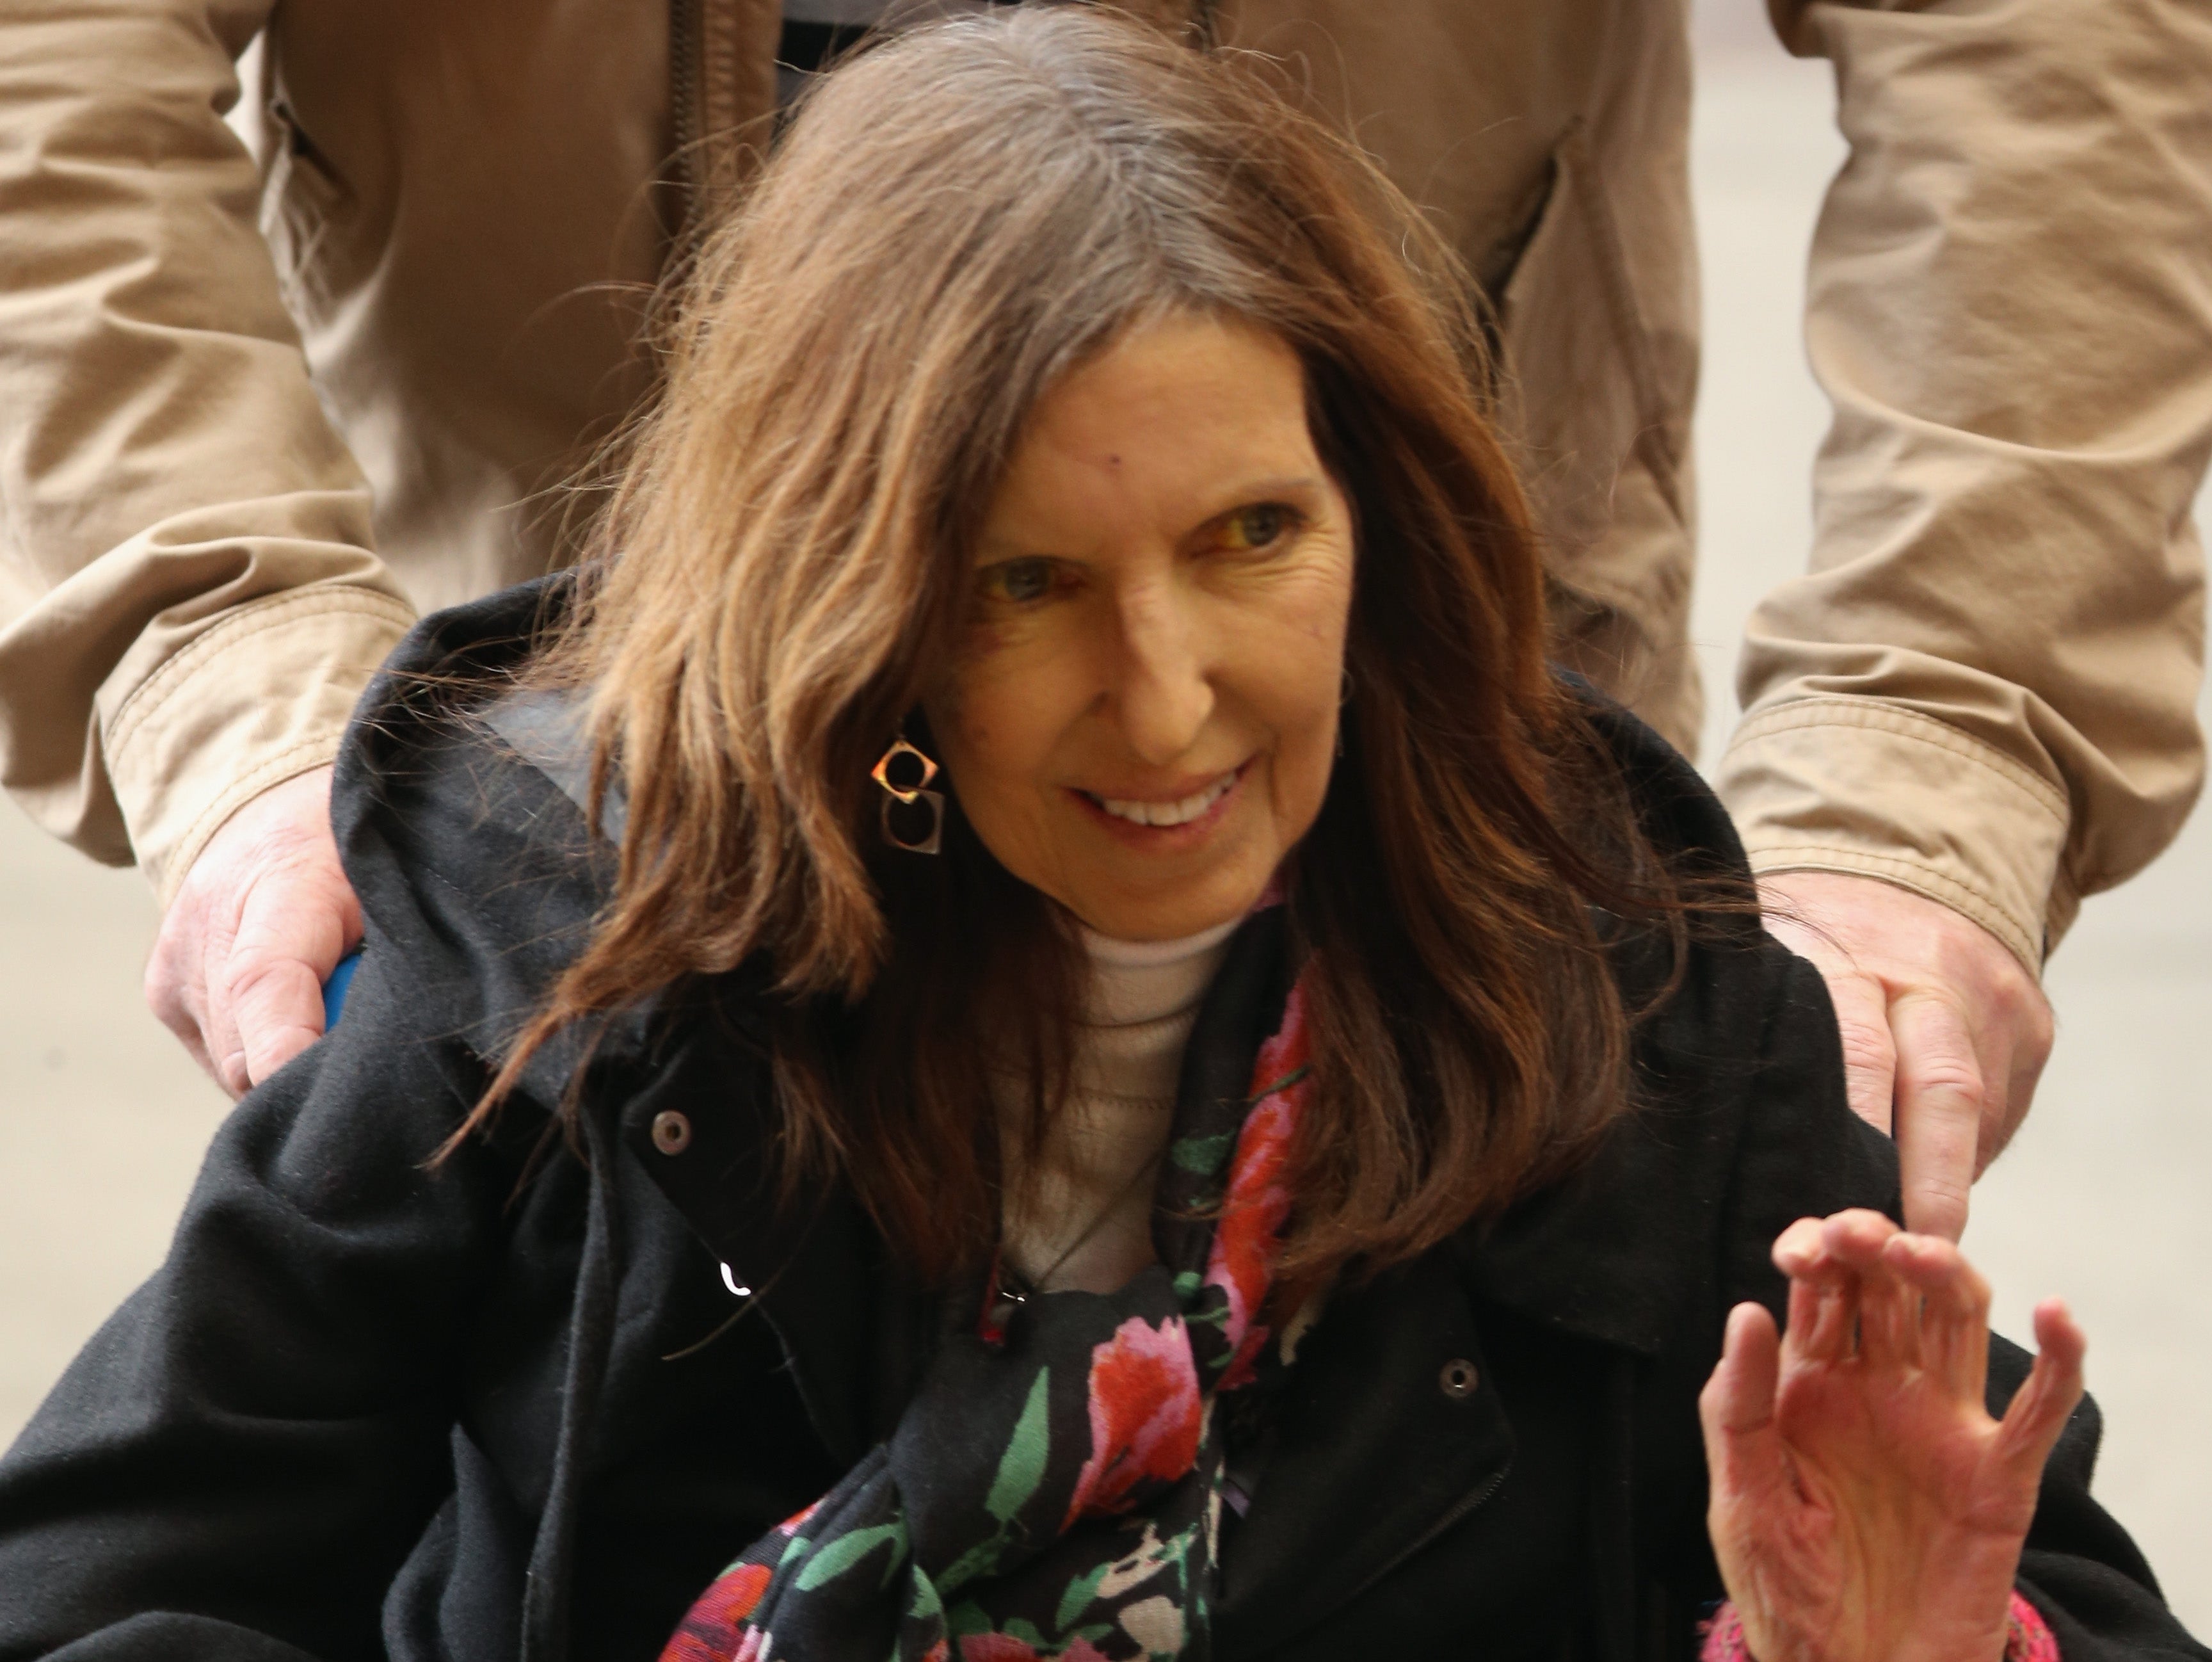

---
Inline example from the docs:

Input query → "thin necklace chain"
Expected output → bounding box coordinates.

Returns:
[1004,1146,1166,1296]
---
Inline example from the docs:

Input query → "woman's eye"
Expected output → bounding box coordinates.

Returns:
[981,558,1057,604]
[1217,504,1297,553]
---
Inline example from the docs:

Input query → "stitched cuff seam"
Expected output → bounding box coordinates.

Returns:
[1742,841,2042,976]
[1726,696,2069,828]
[107,588,417,765]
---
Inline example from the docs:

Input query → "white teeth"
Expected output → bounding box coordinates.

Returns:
[1094,773,1235,828]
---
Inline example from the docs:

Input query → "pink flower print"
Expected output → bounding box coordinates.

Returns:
[661,1561,773,1661]
[1205,982,1308,1385]
[1064,1316,1203,1526]
[960,1636,1041,1661]
[959,1639,1112,1662]
[1247,975,1310,1102]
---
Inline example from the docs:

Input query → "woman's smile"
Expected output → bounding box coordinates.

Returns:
[1071,761,1248,839]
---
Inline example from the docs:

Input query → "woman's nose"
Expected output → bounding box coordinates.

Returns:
[1112,584,1215,766]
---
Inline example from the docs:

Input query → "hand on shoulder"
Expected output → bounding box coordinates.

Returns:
[1758,872,2054,1241]
[145,764,362,1097]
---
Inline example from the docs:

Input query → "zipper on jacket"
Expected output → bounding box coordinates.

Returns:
[1335,1458,1513,1617]
[669,0,705,241]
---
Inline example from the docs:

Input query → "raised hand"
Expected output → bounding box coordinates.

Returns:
[1700,1209,2085,1662]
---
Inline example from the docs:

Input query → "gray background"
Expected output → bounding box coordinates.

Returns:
[1,3,2206,1626]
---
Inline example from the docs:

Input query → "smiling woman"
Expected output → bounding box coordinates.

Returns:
[929,319,1354,948]
[0,9,2197,1662]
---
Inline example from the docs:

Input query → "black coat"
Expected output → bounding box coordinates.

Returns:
[0,583,2199,1662]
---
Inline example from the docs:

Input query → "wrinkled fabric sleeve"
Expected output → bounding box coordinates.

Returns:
[0,0,416,901]
[1715,0,2212,971]
[0,948,507,1658]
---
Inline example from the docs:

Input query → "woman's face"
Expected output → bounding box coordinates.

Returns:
[926,316,1355,941]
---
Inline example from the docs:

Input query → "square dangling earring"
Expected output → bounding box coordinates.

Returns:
[872,737,945,854]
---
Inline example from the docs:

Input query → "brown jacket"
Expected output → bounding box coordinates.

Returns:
[0,0,2206,973]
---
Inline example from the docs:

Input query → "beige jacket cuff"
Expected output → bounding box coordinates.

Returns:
[104,589,418,905]
[1713,697,2072,976]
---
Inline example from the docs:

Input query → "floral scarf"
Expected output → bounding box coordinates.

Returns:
[661,973,1311,1662]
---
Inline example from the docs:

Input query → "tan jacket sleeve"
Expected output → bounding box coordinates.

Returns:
[0,0,416,903]
[1714,0,2212,972]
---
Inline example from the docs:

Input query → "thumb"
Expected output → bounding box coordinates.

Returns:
[224,858,365,1090]
[1701,1301,1789,1511]
[1992,1298,2088,1495]
[231,951,339,1088]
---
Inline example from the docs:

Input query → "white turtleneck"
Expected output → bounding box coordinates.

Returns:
[995,917,1240,1295]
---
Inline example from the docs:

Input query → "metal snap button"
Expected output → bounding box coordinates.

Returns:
[650,1109,693,1156]
[1439,1357,1479,1400]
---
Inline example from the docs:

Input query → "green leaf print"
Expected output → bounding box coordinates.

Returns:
[1054,1562,1109,1633]
[939,1534,1007,1595]
[984,1369,1053,1524]
[907,1569,946,1626]
[1171,1133,1235,1175]
[792,1521,906,1592]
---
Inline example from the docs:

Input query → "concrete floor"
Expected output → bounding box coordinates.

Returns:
[1,13,2206,1633]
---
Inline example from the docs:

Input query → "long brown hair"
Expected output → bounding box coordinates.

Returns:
[477,8,1685,1283]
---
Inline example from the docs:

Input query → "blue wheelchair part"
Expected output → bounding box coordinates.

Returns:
[323,949,364,1031]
